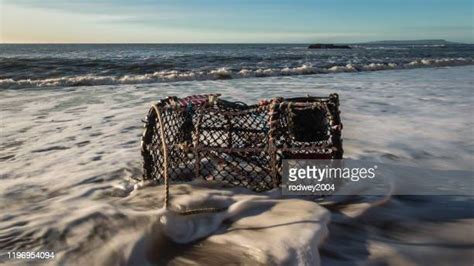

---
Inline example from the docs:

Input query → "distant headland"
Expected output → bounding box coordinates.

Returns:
[308,39,467,49]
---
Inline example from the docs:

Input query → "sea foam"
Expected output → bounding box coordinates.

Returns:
[0,57,472,89]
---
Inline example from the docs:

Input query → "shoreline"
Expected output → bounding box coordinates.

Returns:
[1,64,474,91]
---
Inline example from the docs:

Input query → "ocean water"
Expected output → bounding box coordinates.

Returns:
[0,43,473,89]
[0,44,473,265]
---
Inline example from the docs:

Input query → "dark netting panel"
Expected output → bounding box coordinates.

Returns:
[141,94,343,191]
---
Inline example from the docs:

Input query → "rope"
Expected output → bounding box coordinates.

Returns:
[152,103,229,216]
[152,104,170,209]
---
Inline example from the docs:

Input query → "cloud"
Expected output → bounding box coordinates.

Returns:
[2,0,172,17]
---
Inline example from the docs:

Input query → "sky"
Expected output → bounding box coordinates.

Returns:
[1,0,473,43]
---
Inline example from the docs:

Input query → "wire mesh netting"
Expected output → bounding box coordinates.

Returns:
[141,93,343,192]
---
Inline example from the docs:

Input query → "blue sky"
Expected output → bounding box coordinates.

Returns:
[1,0,473,43]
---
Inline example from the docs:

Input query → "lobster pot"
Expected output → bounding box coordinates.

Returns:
[141,94,343,192]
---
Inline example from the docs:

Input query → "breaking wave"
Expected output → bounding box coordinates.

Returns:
[1,57,473,89]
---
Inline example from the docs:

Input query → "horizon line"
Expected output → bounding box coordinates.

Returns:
[1,40,472,45]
